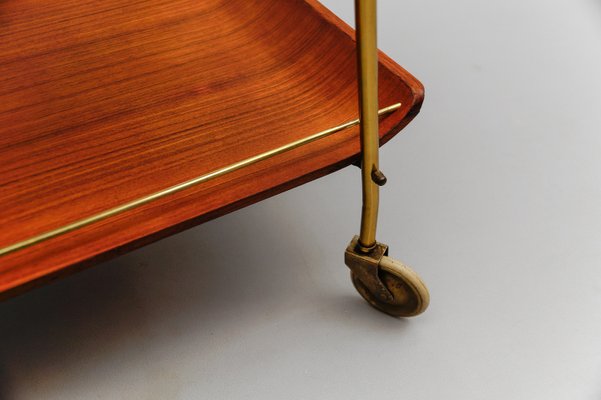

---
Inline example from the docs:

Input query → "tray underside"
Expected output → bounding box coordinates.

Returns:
[0,0,423,297]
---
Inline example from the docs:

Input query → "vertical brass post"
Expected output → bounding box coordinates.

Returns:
[346,0,430,317]
[355,0,380,251]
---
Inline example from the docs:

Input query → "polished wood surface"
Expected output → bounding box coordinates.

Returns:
[0,0,424,298]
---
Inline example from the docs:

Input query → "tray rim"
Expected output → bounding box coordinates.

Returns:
[0,0,424,299]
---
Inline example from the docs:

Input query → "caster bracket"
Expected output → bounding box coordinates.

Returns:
[344,236,394,303]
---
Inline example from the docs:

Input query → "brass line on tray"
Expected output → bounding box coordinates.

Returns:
[0,103,401,258]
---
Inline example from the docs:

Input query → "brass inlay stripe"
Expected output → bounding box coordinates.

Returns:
[0,103,401,258]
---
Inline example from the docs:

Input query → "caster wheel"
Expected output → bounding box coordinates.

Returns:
[351,256,429,317]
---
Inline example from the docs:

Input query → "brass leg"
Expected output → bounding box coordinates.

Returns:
[355,0,381,251]
[346,0,429,317]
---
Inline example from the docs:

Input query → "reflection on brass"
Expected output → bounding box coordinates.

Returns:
[0,103,401,258]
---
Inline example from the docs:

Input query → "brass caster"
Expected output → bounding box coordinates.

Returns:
[351,256,429,317]
[345,236,429,317]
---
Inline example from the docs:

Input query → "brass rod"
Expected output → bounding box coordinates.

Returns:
[355,0,380,250]
[0,103,401,258]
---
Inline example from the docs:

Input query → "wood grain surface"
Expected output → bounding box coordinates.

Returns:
[0,0,424,298]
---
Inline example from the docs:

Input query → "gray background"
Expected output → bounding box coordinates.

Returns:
[1,0,601,398]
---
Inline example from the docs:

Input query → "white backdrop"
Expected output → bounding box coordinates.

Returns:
[1,1,601,398]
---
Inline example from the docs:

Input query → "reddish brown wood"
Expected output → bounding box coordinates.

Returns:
[0,0,424,298]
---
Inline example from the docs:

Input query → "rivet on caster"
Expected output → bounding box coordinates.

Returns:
[345,236,429,317]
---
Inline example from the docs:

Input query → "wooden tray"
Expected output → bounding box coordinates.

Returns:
[0,0,424,298]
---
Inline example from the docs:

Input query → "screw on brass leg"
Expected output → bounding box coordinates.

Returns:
[345,236,429,317]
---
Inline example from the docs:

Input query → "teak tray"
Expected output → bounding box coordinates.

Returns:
[0,0,424,298]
